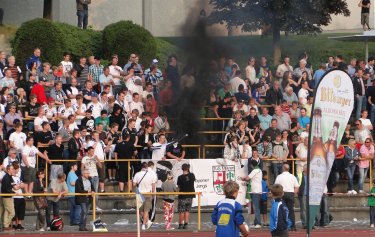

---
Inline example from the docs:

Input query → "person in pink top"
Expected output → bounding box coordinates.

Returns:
[359,138,375,193]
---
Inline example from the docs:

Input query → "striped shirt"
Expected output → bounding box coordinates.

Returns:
[88,64,103,84]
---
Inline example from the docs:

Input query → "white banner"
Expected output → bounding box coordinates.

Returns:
[146,159,249,206]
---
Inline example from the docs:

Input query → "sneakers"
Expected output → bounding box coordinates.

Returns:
[178,224,183,229]
[146,221,153,229]
[96,206,103,211]
[371,224,374,228]
[16,224,25,230]
[254,224,262,229]
[141,224,146,230]
[38,228,45,232]
[183,223,188,229]
[359,190,366,194]
[348,190,357,195]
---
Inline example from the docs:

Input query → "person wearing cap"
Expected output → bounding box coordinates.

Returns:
[30,77,47,105]
[88,56,103,89]
[87,92,103,119]
[50,81,68,106]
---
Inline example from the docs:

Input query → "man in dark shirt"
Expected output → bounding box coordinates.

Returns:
[122,119,138,146]
[359,0,371,30]
[166,142,185,160]
[2,163,23,231]
[177,163,196,229]
[263,119,281,141]
[247,108,260,129]
[114,134,137,192]
[234,84,250,104]
[48,135,65,180]
[35,121,54,169]
[81,109,95,132]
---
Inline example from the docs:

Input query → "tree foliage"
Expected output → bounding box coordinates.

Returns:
[208,0,350,34]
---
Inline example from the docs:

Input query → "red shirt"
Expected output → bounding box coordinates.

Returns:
[30,83,47,105]
[146,99,158,119]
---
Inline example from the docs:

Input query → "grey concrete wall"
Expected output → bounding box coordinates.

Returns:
[0,0,370,36]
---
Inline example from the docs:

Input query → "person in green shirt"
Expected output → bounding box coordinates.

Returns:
[95,110,110,130]
[369,179,375,228]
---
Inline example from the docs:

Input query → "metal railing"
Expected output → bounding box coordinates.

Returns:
[0,191,202,230]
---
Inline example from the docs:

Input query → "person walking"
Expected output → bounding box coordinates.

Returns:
[274,163,299,231]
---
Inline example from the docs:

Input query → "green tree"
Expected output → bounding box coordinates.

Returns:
[208,0,350,64]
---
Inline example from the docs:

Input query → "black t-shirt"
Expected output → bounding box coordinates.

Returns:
[25,103,40,117]
[247,115,260,129]
[114,141,135,160]
[362,0,370,13]
[81,116,95,132]
[48,143,64,165]
[177,173,196,199]
[122,127,138,145]
[82,88,94,104]
[368,86,375,104]
[25,81,37,97]
[36,131,53,152]
[166,143,184,158]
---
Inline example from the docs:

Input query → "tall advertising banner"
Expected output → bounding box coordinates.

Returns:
[307,69,354,234]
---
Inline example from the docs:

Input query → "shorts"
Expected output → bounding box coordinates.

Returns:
[178,198,192,213]
[260,200,268,214]
[14,198,26,220]
[21,166,36,184]
[118,164,129,183]
[139,196,152,213]
[106,160,117,169]
[98,163,106,182]
[362,13,369,26]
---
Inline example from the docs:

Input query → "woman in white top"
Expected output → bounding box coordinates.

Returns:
[245,57,258,85]
[295,137,308,178]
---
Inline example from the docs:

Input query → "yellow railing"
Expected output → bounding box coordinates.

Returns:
[0,191,202,230]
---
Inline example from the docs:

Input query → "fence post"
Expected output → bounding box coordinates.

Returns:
[292,159,295,176]
[128,161,131,192]
[202,146,206,159]
[198,192,201,231]
[92,193,96,221]
[198,146,201,159]
[45,161,49,188]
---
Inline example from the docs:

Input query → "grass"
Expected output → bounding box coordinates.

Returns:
[161,33,375,70]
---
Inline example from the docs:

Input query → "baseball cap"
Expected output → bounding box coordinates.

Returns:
[152,59,159,64]
[40,77,47,82]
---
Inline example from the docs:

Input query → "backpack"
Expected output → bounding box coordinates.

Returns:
[50,216,64,231]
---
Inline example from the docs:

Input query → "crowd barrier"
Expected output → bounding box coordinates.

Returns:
[0,191,202,230]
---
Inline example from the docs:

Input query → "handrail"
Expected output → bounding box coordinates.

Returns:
[0,191,202,231]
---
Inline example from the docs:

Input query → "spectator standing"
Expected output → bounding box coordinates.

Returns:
[75,168,95,231]
[76,0,91,29]
[354,120,371,146]
[2,164,22,231]
[258,107,273,131]
[161,172,178,230]
[88,57,103,91]
[295,137,308,178]
[133,162,157,230]
[359,0,371,30]
[266,81,283,115]
[46,173,68,230]
[276,56,293,80]
[48,135,65,180]
[298,165,308,229]
[358,138,374,193]
[177,163,196,229]
[9,123,26,160]
[271,134,289,180]
[261,171,269,226]
[81,146,101,209]
[274,164,299,231]
[241,159,263,228]
[344,139,361,194]
[88,131,108,193]
[21,137,50,195]
[26,48,42,73]
[273,106,291,131]
[33,169,47,231]
[67,163,81,226]
[230,70,247,94]
[353,69,367,119]
[11,161,26,230]
[166,55,180,94]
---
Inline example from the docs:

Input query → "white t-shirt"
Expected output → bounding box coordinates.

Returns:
[275,171,300,192]
[133,169,157,193]
[9,132,27,153]
[34,116,49,132]
[82,155,99,177]
[129,101,144,114]
[151,143,167,160]
[142,90,153,100]
[66,86,79,105]
[88,140,105,161]
[109,65,123,86]
[87,102,103,119]
[72,103,87,121]
[12,175,23,199]
[43,105,57,120]
[360,118,372,129]
[61,61,73,74]
[247,168,263,193]
[21,145,39,168]
[298,88,309,105]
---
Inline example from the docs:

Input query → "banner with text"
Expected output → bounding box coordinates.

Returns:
[147,159,248,206]
[308,69,354,233]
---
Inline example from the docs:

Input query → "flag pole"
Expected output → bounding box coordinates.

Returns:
[137,195,141,237]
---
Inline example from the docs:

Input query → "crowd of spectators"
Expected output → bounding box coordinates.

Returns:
[0,46,373,231]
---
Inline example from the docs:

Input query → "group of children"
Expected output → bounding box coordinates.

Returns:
[212,180,290,237]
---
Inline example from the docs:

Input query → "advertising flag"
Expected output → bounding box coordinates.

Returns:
[307,69,354,234]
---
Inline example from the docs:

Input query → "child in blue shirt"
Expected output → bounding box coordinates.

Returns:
[260,170,269,226]
[270,184,291,237]
[212,181,248,237]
